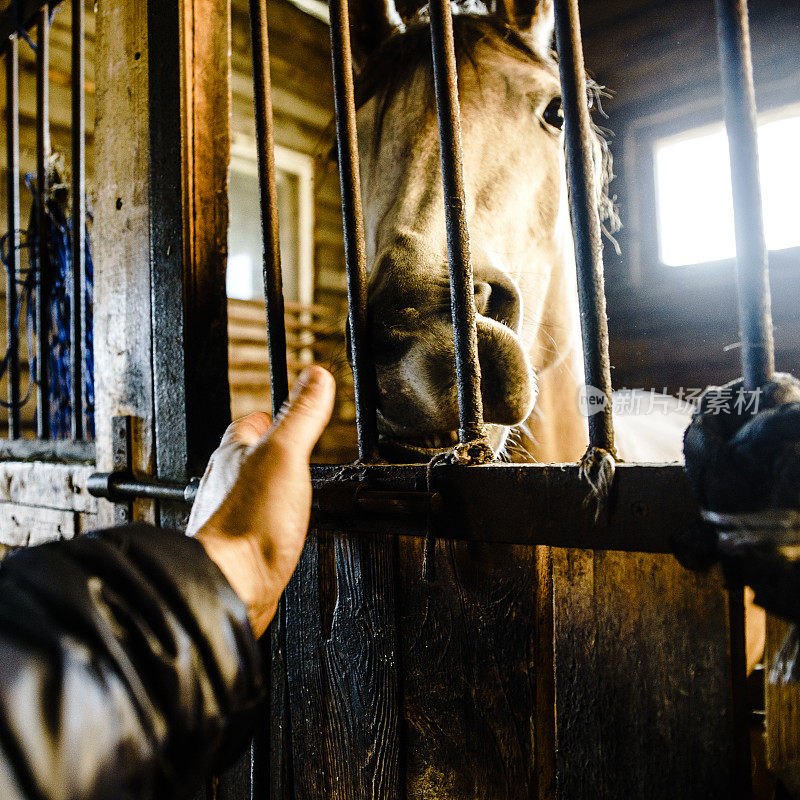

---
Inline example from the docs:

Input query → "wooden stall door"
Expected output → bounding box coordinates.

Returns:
[281,499,737,799]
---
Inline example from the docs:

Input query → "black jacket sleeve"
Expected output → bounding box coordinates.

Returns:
[0,524,266,800]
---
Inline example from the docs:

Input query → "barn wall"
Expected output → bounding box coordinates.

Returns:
[230,0,346,313]
[581,0,800,393]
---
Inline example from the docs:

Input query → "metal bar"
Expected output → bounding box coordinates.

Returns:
[552,0,615,454]
[6,36,21,438]
[70,0,85,439]
[147,0,189,528]
[428,0,485,444]
[249,0,289,417]
[86,471,199,505]
[35,6,50,439]
[247,10,291,799]
[328,0,379,460]
[715,0,774,390]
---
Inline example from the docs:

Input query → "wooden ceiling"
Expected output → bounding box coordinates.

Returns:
[579,0,800,117]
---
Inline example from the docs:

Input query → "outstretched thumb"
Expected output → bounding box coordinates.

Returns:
[268,366,336,459]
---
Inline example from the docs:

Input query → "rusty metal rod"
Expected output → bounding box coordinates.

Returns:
[329,0,379,461]
[715,0,774,390]
[249,0,289,416]
[6,35,21,438]
[248,12,291,792]
[428,0,485,444]
[35,7,50,438]
[71,0,85,439]
[553,0,615,455]
[715,2,764,792]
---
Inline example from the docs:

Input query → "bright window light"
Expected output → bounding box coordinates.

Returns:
[654,105,800,266]
[226,252,255,300]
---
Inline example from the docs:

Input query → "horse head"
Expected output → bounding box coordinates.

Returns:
[351,0,602,461]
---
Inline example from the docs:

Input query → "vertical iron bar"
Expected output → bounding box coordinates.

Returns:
[71,0,86,439]
[6,36,21,438]
[553,0,615,454]
[35,7,51,439]
[715,3,763,793]
[715,0,774,390]
[428,0,485,444]
[249,0,289,416]
[147,0,188,528]
[328,0,379,461]
[248,6,290,798]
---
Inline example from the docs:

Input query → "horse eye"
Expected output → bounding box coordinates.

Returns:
[543,97,564,130]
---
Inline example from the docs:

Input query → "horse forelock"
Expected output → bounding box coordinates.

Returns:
[351,13,619,235]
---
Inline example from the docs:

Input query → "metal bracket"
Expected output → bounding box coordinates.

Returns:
[111,415,133,525]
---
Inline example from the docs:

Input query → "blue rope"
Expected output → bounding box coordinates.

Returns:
[0,170,95,438]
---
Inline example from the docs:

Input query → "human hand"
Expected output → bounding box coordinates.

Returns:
[189,366,335,637]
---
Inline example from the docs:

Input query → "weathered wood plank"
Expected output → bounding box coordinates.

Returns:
[285,534,327,799]
[323,534,399,799]
[94,0,156,527]
[285,529,400,799]
[398,538,541,799]
[552,550,734,799]
[765,615,800,796]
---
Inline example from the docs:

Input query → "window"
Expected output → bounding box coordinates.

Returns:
[653,104,800,267]
[227,133,315,304]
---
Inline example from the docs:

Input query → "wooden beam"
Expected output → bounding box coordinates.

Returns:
[175,0,232,478]
[94,0,155,526]
[94,0,231,526]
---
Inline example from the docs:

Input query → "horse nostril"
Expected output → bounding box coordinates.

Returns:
[474,282,492,316]
[474,278,521,330]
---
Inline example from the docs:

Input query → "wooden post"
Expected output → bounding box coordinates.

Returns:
[94,0,231,528]
[765,616,800,794]
[94,0,156,527]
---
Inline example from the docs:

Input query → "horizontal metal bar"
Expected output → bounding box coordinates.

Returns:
[87,471,200,505]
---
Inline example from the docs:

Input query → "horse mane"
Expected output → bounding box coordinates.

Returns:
[355,14,554,109]
[352,13,620,237]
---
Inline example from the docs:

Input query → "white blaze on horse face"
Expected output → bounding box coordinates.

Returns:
[357,25,580,453]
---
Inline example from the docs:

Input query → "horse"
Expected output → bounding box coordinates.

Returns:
[351,1,691,465]
[347,0,765,670]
